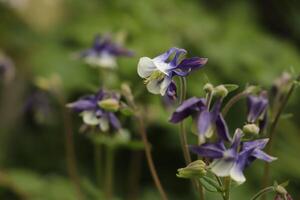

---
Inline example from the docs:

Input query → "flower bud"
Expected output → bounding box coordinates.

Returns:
[121,83,134,104]
[243,124,260,135]
[203,83,214,94]
[214,85,228,98]
[98,98,120,112]
[275,185,287,195]
[177,160,207,179]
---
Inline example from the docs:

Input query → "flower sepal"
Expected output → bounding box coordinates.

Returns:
[98,98,120,112]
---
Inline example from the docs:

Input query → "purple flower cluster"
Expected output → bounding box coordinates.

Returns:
[170,91,275,184]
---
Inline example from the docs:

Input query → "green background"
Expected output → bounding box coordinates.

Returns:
[0,0,299,199]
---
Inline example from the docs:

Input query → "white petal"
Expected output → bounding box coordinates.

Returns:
[159,77,172,96]
[85,53,117,68]
[210,159,234,177]
[230,163,246,184]
[146,79,161,94]
[99,118,109,132]
[137,57,157,78]
[81,111,100,125]
[153,58,171,75]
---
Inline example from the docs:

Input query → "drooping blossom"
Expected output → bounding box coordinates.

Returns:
[247,91,268,131]
[137,47,207,100]
[67,89,121,132]
[80,35,133,69]
[190,129,276,184]
[169,97,231,144]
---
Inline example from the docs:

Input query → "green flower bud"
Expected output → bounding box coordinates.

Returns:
[203,83,214,93]
[275,185,287,195]
[121,83,134,105]
[214,85,228,98]
[177,160,207,179]
[98,98,120,112]
[243,124,260,135]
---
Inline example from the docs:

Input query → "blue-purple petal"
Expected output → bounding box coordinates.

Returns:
[169,97,206,123]
[216,114,231,142]
[190,142,225,158]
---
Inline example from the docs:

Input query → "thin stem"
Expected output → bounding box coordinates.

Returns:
[104,147,115,200]
[250,186,274,200]
[262,79,297,199]
[179,77,204,200]
[62,106,84,200]
[94,144,102,190]
[224,177,231,200]
[136,112,169,200]
[178,77,191,164]
[222,91,248,117]
[122,85,168,200]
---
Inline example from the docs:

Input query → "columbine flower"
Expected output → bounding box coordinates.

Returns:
[137,47,207,100]
[190,129,276,184]
[247,91,268,131]
[80,35,133,69]
[67,89,121,132]
[169,97,231,144]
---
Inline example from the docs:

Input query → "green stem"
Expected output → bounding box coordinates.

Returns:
[105,147,115,200]
[224,177,231,200]
[250,186,274,200]
[178,77,191,164]
[179,77,205,200]
[262,79,298,199]
[94,144,102,190]
[222,91,248,117]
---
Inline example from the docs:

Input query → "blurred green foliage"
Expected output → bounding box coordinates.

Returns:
[0,0,299,199]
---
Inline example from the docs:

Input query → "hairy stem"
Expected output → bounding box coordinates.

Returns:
[262,79,297,199]
[136,113,168,200]
[250,186,274,200]
[104,147,115,200]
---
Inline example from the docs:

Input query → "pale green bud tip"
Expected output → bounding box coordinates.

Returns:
[214,85,228,98]
[243,124,260,135]
[98,99,120,112]
[203,83,214,93]
[275,185,287,195]
[177,160,207,179]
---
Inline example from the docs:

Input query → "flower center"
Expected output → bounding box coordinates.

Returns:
[144,70,165,84]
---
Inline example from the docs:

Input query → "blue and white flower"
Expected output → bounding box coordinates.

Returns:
[190,129,276,184]
[137,47,207,100]
[67,89,121,132]
[80,35,133,69]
